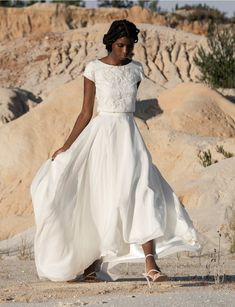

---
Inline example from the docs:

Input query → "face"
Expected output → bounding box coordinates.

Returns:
[111,36,134,60]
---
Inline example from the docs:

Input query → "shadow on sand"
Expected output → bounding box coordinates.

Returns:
[67,274,235,286]
[134,98,163,123]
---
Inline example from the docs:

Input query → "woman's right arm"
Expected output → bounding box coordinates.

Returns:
[51,76,95,160]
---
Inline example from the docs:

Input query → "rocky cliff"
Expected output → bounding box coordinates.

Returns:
[0,3,223,41]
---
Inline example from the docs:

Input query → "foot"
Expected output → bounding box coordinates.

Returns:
[145,255,163,280]
[84,260,100,280]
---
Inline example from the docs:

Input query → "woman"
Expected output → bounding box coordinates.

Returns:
[31,19,201,287]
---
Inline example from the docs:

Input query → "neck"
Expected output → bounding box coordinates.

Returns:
[107,54,130,66]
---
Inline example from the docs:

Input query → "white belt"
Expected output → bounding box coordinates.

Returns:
[98,111,133,116]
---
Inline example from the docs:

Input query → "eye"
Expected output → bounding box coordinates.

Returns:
[117,43,124,47]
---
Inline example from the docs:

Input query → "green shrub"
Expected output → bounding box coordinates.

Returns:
[216,145,234,158]
[198,146,234,168]
[98,0,133,8]
[198,149,218,167]
[187,9,226,22]
[193,25,235,88]
[51,0,84,6]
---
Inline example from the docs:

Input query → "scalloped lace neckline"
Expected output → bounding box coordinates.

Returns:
[96,59,133,67]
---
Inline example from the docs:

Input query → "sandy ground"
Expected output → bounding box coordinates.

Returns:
[1,253,235,306]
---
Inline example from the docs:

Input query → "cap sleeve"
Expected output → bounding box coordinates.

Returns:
[83,61,95,82]
[139,63,145,81]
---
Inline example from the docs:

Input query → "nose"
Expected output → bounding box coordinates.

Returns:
[122,46,128,57]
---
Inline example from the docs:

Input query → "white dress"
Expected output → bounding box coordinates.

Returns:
[31,59,201,282]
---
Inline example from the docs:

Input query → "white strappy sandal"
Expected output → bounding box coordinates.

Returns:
[142,254,168,288]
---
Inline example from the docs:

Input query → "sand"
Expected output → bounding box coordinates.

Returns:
[0,253,235,306]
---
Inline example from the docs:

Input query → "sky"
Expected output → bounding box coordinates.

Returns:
[85,1,235,18]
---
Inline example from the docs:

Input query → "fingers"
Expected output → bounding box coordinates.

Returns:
[51,147,67,161]
[51,149,64,161]
[51,152,58,161]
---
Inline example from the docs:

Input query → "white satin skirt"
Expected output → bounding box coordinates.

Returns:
[31,111,201,281]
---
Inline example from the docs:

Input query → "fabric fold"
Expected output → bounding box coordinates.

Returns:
[31,112,201,282]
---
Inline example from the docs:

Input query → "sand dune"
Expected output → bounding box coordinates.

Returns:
[158,82,235,137]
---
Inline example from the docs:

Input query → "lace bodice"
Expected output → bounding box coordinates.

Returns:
[83,59,145,113]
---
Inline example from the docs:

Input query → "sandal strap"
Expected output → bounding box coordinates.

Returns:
[147,269,161,274]
[85,271,96,278]
[145,253,155,259]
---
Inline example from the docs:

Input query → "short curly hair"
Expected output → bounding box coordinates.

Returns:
[103,19,140,53]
